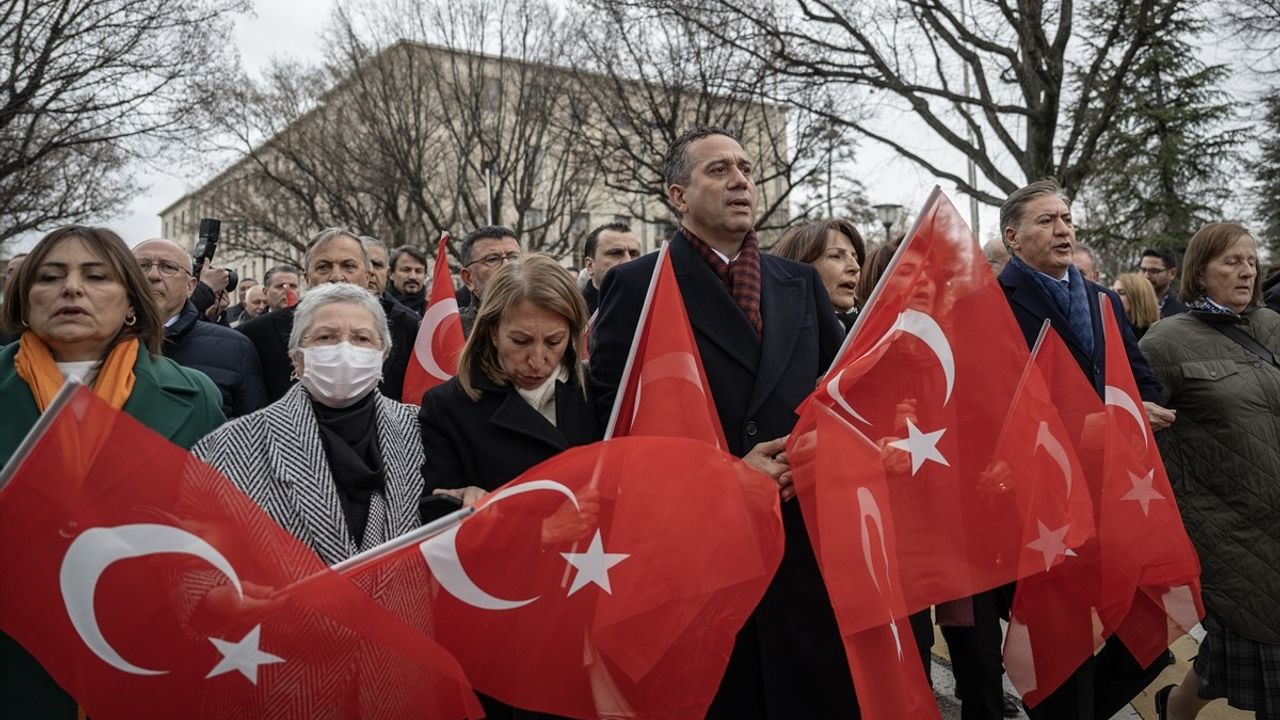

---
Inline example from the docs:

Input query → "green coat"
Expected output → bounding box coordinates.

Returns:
[0,340,226,719]
[1139,307,1280,644]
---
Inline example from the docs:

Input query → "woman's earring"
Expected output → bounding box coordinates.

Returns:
[125,313,137,327]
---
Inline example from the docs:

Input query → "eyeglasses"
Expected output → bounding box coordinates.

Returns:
[1137,266,1169,275]
[138,259,190,278]
[465,252,521,269]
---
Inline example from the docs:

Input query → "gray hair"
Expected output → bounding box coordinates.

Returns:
[303,227,371,273]
[662,125,740,189]
[360,235,387,255]
[999,178,1071,236]
[288,282,391,359]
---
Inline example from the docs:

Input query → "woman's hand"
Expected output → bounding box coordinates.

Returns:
[199,580,279,620]
[540,488,600,545]
[433,486,488,508]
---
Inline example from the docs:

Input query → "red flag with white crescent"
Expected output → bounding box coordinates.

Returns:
[1097,296,1202,665]
[0,385,481,720]
[402,233,465,404]
[345,436,783,720]
[799,187,1078,619]
[788,404,942,720]
[604,242,727,450]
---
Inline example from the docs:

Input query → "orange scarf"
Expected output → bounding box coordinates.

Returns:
[14,332,138,411]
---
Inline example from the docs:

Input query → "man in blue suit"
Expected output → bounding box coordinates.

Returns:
[589,127,855,719]
[998,178,1174,720]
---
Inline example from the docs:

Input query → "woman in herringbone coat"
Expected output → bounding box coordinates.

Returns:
[193,283,424,566]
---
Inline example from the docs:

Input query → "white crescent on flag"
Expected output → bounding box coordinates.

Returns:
[414,297,461,381]
[826,309,956,424]
[420,479,580,611]
[60,524,246,676]
[1104,385,1148,447]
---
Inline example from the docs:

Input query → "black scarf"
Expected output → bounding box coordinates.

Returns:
[312,392,386,544]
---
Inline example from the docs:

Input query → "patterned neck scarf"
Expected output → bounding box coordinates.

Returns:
[682,226,763,337]
[1187,294,1239,316]
[1012,254,1094,355]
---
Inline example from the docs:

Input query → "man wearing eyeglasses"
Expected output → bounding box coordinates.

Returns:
[458,225,522,336]
[133,238,267,418]
[1139,246,1188,317]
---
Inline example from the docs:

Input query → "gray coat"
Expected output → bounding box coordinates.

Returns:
[1139,307,1280,643]
[192,384,425,566]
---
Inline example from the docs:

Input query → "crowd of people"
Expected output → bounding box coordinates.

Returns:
[0,125,1277,720]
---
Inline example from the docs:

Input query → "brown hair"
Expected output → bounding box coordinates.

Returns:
[1114,273,1159,331]
[854,238,903,307]
[456,253,589,401]
[2,225,165,355]
[1178,223,1261,306]
[773,219,866,267]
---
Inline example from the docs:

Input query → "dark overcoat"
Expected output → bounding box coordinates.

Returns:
[588,230,855,719]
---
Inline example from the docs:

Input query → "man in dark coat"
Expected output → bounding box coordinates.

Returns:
[997,178,1172,720]
[239,228,420,403]
[1140,246,1189,318]
[581,221,643,314]
[457,226,522,337]
[589,126,854,719]
[133,239,268,418]
[387,244,428,316]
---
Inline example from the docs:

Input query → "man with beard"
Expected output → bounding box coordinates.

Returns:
[388,245,428,315]
[1139,246,1189,317]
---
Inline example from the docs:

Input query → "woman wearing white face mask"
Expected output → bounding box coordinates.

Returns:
[193,283,426,565]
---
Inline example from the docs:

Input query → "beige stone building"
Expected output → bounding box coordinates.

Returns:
[159,41,790,284]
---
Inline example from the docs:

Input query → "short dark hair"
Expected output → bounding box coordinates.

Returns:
[3,225,165,355]
[1000,178,1070,235]
[389,245,428,270]
[1140,246,1178,271]
[772,219,866,267]
[662,125,740,188]
[460,225,518,265]
[1178,223,1260,306]
[582,222,632,260]
[263,264,302,286]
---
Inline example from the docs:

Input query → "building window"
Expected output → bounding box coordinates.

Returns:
[482,77,502,112]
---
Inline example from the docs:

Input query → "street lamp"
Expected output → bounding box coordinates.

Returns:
[873,203,904,243]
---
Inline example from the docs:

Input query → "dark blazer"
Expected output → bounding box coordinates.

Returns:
[0,341,226,720]
[1159,290,1189,318]
[239,295,422,403]
[164,300,268,417]
[999,260,1162,402]
[418,368,601,522]
[588,230,855,719]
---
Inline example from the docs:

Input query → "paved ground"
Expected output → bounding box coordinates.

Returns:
[928,623,1250,719]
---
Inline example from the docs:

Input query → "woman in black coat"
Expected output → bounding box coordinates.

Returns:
[418,253,599,720]
[418,252,600,519]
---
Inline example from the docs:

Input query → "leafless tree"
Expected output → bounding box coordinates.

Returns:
[0,0,246,250]
[565,7,870,240]
[200,0,600,263]
[607,0,1213,206]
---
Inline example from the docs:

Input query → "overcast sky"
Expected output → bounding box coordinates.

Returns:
[10,0,1266,255]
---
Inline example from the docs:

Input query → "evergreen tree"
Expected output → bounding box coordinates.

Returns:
[1077,0,1244,267]
[1252,89,1280,259]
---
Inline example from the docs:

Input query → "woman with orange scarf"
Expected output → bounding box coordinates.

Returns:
[0,225,226,719]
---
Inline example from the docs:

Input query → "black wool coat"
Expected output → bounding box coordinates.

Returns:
[588,229,856,720]
[417,368,601,523]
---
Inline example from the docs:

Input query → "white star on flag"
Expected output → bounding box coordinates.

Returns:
[206,624,284,684]
[1121,470,1164,517]
[561,530,629,596]
[1025,519,1072,572]
[888,420,950,475]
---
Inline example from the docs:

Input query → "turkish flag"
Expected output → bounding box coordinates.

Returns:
[803,187,1072,616]
[604,242,727,450]
[0,384,481,720]
[402,233,465,404]
[1004,324,1113,707]
[1097,296,1202,665]
[788,404,942,720]
[346,435,784,720]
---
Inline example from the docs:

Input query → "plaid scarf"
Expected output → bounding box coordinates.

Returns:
[683,226,763,337]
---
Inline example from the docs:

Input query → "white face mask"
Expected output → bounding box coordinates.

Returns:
[299,342,383,408]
